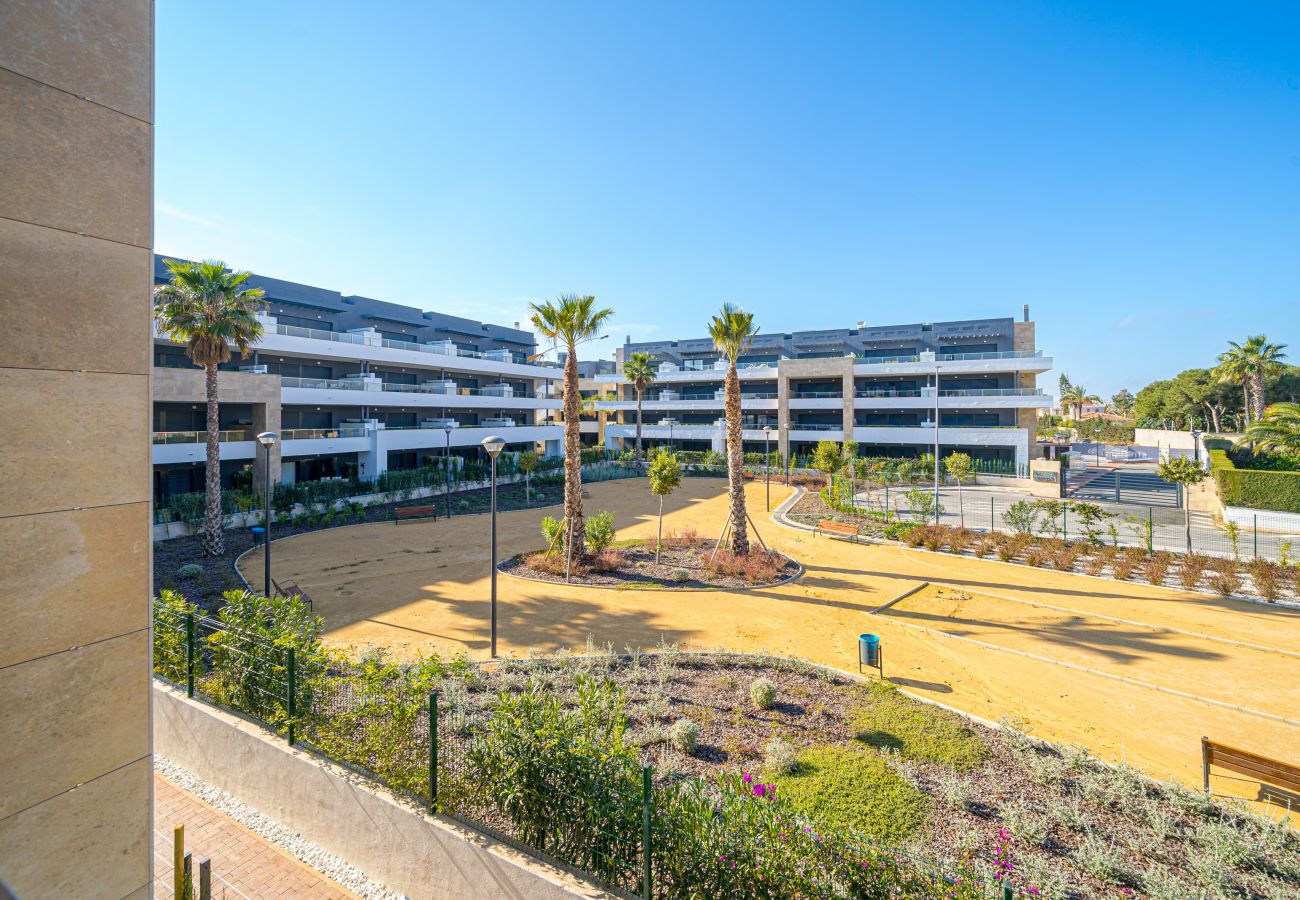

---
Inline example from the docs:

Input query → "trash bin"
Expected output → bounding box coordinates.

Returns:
[859,633,881,670]
[250,526,266,545]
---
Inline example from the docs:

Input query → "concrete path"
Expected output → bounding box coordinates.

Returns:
[153,773,354,899]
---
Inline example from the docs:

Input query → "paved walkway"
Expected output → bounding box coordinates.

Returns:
[153,773,354,899]
[245,478,1300,802]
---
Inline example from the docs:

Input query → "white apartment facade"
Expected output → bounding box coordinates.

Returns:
[151,257,563,498]
[593,310,1052,471]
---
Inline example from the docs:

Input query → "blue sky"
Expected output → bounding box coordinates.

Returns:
[155,1,1299,399]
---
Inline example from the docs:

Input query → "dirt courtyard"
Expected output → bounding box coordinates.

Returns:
[242,477,1300,801]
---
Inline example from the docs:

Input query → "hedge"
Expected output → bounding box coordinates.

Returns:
[1210,449,1300,513]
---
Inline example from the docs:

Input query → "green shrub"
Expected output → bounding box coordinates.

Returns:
[772,745,929,842]
[762,737,798,776]
[850,681,989,771]
[748,676,776,710]
[1211,449,1300,513]
[584,510,616,552]
[669,718,699,754]
[176,563,204,579]
[671,568,690,583]
[540,515,563,549]
[152,591,201,684]
[883,521,920,542]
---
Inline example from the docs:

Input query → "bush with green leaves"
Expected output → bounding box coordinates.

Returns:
[762,736,798,776]
[584,509,616,552]
[669,717,699,754]
[540,515,563,550]
[748,676,776,710]
[1002,499,1041,535]
[152,591,201,684]
[176,563,204,579]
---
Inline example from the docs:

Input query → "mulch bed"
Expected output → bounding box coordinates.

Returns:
[154,479,569,607]
[785,489,888,535]
[499,538,801,590]
[430,653,1299,899]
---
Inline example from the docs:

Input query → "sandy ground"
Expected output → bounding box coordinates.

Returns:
[243,478,1300,802]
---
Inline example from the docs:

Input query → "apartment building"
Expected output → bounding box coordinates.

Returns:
[152,257,564,498]
[594,310,1051,470]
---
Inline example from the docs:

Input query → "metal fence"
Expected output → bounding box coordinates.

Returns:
[850,483,1300,563]
[154,603,1033,899]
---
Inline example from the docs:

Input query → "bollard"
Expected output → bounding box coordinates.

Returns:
[173,825,185,900]
[199,858,211,900]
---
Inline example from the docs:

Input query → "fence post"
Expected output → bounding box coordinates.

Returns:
[1062,505,1067,541]
[991,496,995,532]
[641,766,653,899]
[185,612,195,698]
[1148,507,1154,556]
[429,691,438,813]
[1254,515,1258,559]
[286,647,297,746]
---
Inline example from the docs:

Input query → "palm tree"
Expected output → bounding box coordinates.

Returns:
[1243,402,1300,455]
[708,303,760,555]
[154,259,266,556]
[1216,336,1288,423]
[622,352,657,465]
[1059,383,1100,421]
[531,294,613,559]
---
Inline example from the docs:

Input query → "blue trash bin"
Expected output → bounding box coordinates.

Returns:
[250,526,266,545]
[859,633,881,670]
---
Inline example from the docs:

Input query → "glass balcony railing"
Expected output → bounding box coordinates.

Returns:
[856,388,923,398]
[937,387,1045,397]
[270,324,558,368]
[851,354,920,364]
[790,390,843,399]
[278,376,547,399]
[789,423,842,431]
[935,349,1043,361]
[152,430,251,444]
[279,427,368,440]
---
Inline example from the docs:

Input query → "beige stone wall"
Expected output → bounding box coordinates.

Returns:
[0,2,155,896]
[776,357,854,455]
[1014,320,1041,459]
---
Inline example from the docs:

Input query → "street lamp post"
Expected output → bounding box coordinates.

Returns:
[256,432,278,596]
[762,425,772,511]
[784,422,792,485]
[482,435,506,658]
[443,425,454,520]
[668,422,674,453]
[932,369,941,524]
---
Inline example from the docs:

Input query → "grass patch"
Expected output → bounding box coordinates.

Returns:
[850,681,989,771]
[772,745,929,842]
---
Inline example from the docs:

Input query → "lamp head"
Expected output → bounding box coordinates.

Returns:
[482,435,506,459]
[256,431,278,447]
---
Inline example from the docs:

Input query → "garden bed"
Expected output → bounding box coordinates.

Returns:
[154,478,574,606]
[892,524,1300,607]
[342,649,1300,898]
[499,528,801,590]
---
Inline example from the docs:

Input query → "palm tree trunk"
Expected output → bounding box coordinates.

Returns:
[203,362,225,556]
[635,387,643,465]
[1251,373,1265,422]
[725,362,749,555]
[1242,383,1252,424]
[562,350,585,557]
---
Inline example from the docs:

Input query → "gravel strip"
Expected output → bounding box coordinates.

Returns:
[154,755,406,900]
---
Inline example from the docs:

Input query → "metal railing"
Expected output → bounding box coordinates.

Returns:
[851,354,921,364]
[856,388,923,398]
[789,422,843,431]
[153,430,251,444]
[938,388,1045,397]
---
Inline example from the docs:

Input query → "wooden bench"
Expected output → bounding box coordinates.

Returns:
[1202,737,1300,796]
[814,519,860,542]
[395,505,438,523]
[274,580,314,613]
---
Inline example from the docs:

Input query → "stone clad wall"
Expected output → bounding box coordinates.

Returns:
[0,2,155,896]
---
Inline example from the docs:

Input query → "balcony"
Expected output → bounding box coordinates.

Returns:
[152,429,252,444]
[277,376,560,410]
[853,387,1050,410]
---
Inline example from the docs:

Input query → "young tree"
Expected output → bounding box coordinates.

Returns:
[647,448,683,563]
[943,451,974,527]
[1109,388,1136,418]
[518,449,538,503]
[154,259,266,556]
[811,440,843,479]
[1158,454,1209,552]
[531,294,614,558]
[708,303,760,555]
[622,351,657,466]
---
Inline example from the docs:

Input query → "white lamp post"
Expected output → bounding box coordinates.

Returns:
[482,434,507,658]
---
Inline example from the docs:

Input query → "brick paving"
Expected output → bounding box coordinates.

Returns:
[153,773,355,899]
